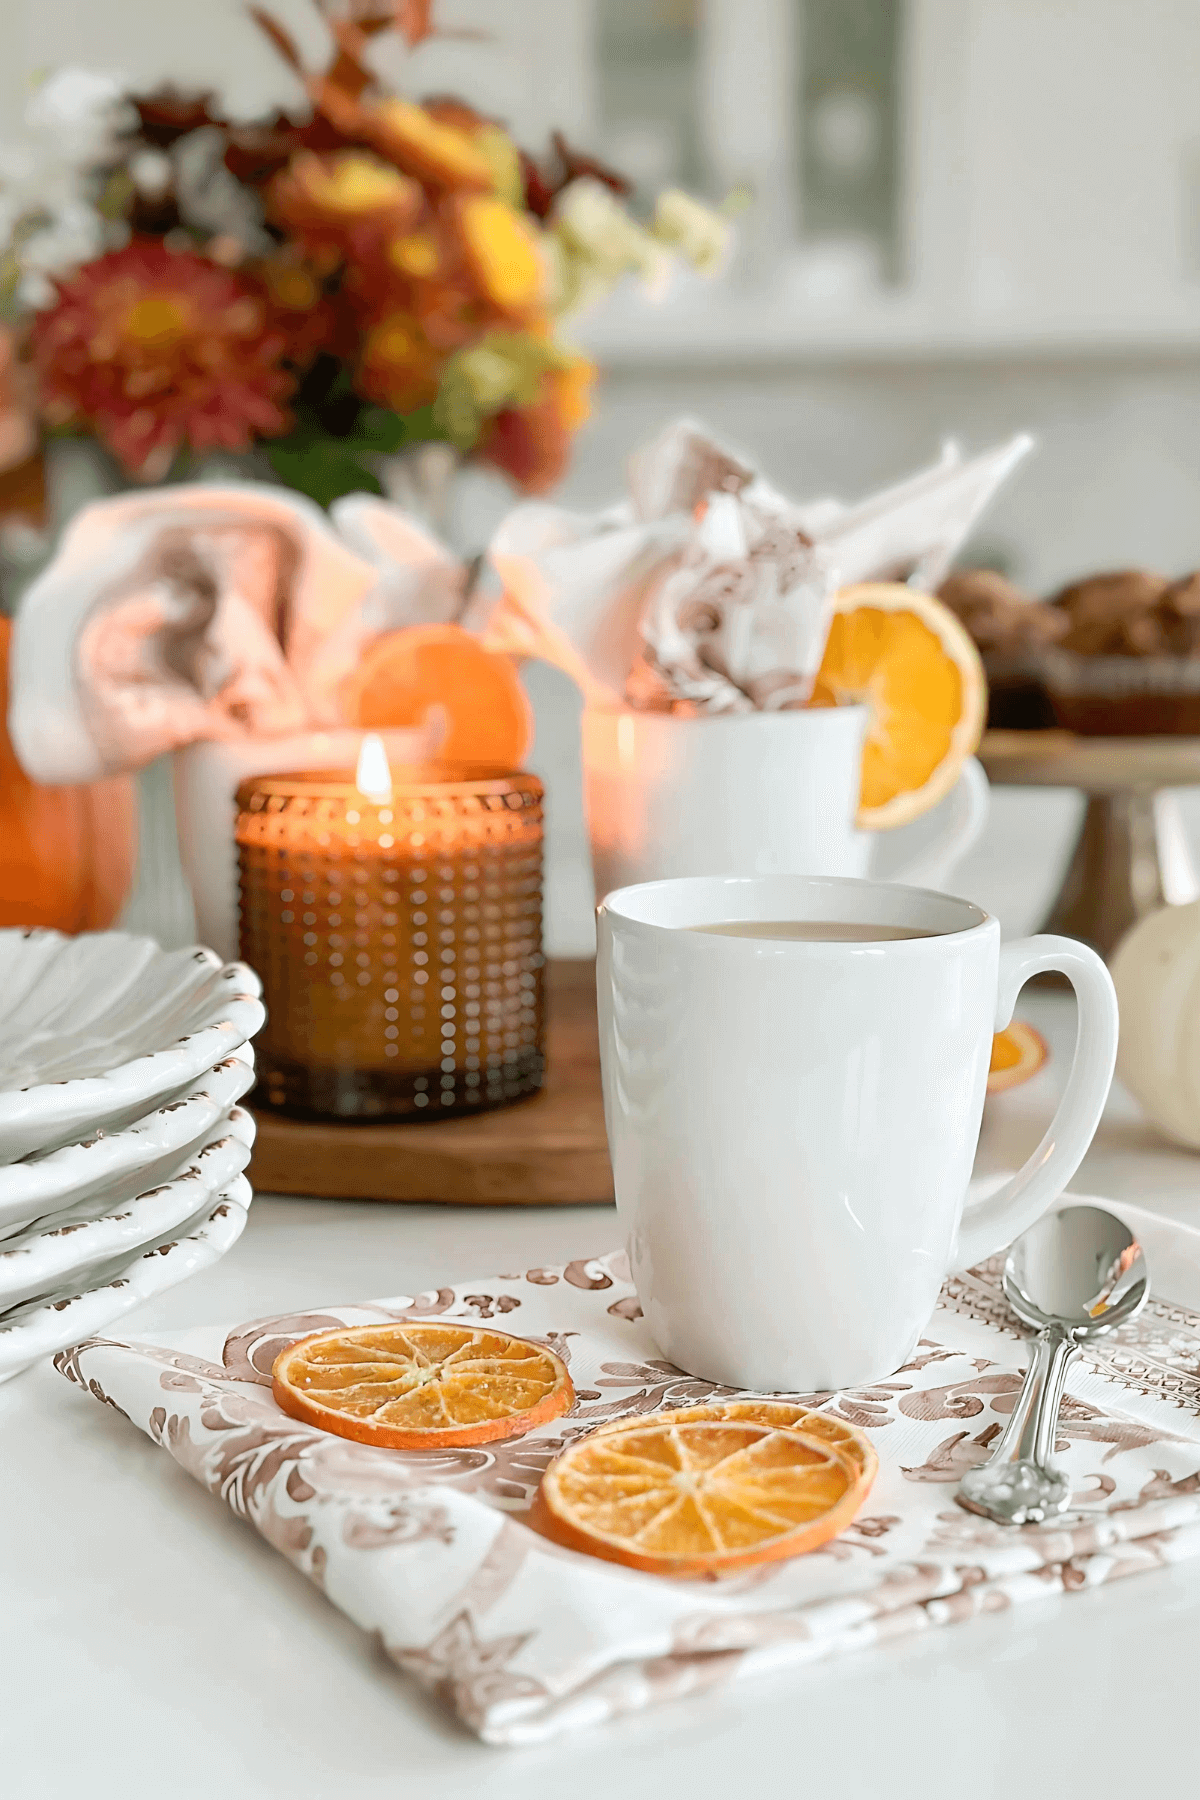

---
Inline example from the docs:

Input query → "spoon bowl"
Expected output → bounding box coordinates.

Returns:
[1004,1203,1148,1340]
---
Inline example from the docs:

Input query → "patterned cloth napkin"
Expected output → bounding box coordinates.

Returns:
[57,1243,1200,1746]
[486,420,1033,715]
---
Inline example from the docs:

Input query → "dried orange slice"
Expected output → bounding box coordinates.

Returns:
[531,1420,866,1577]
[272,1321,573,1450]
[810,582,987,829]
[987,1020,1049,1093]
[343,623,533,766]
[593,1401,877,1486]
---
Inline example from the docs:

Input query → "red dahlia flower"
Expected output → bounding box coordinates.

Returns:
[33,240,293,476]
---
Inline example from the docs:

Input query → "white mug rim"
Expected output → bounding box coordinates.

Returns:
[597,873,993,951]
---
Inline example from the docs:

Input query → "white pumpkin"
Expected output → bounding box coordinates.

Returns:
[1111,899,1200,1149]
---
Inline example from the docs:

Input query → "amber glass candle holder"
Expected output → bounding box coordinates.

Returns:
[236,763,545,1121]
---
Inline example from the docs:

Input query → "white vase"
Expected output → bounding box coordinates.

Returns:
[378,447,515,558]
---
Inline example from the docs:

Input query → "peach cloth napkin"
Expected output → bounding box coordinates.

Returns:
[8,484,466,783]
[58,1233,1200,1745]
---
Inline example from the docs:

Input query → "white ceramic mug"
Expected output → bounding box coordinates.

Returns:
[583,705,989,902]
[596,874,1118,1393]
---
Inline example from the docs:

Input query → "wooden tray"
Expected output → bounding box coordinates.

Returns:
[247,960,614,1205]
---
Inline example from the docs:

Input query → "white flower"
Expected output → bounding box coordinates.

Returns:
[550,177,671,313]
[0,67,130,310]
[24,68,132,167]
[13,199,108,306]
[651,188,732,278]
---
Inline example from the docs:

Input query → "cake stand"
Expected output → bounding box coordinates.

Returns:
[978,731,1200,957]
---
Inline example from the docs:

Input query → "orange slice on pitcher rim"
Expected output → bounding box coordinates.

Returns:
[593,1400,877,1486]
[272,1320,573,1450]
[987,1020,1049,1094]
[531,1419,867,1577]
[809,581,987,830]
[342,623,533,767]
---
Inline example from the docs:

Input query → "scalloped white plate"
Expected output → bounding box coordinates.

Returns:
[0,1044,257,1237]
[0,931,264,1162]
[0,1176,253,1381]
[0,1109,255,1310]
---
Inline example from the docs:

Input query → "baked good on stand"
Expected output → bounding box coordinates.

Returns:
[941,565,1200,736]
[938,568,1063,729]
[1039,570,1200,735]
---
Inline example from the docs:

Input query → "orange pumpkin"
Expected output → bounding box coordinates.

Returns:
[0,616,138,931]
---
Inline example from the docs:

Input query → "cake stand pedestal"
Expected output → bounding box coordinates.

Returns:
[979,731,1200,958]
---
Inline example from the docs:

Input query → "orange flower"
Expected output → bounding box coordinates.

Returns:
[357,312,443,413]
[267,151,422,260]
[353,97,495,191]
[253,253,337,365]
[33,240,293,476]
[343,216,489,351]
[0,327,38,476]
[480,354,595,493]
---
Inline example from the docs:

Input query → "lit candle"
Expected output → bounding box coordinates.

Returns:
[235,739,545,1120]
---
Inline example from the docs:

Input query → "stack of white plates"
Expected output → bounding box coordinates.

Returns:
[0,930,265,1381]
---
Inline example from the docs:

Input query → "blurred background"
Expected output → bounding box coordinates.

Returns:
[5,0,1200,947]
[7,0,1200,586]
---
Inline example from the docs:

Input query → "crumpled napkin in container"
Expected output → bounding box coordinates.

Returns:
[486,420,1033,714]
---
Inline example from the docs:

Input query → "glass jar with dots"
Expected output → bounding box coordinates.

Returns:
[235,759,545,1120]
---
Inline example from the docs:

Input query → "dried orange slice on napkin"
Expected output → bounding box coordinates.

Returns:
[987,1020,1049,1093]
[343,623,533,767]
[531,1419,867,1577]
[593,1400,877,1486]
[272,1321,573,1449]
[810,581,986,829]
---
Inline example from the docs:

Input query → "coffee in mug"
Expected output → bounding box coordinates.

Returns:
[688,920,942,942]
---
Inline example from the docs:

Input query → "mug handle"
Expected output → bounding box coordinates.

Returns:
[952,934,1119,1271]
[880,756,990,890]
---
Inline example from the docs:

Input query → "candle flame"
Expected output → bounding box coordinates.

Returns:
[355,732,393,801]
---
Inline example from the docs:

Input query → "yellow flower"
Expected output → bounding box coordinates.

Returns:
[453,195,547,316]
[363,99,495,191]
[388,232,443,280]
[268,152,421,251]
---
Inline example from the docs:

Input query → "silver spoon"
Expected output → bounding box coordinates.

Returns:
[956,1204,1148,1526]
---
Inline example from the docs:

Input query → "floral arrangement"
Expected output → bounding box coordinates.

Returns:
[0,2,728,508]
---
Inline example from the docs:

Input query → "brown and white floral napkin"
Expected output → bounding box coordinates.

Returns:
[56,1241,1200,1746]
[486,421,1034,715]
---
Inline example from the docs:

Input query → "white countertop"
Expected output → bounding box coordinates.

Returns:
[4,989,1200,1799]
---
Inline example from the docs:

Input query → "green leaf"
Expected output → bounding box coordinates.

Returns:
[351,405,444,454]
[266,436,384,508]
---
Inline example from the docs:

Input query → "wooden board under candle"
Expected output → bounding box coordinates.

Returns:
[246,961,613,1204]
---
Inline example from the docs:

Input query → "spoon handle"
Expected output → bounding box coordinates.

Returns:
[1006,1326,1077,1468]
[956,1326,1079,1525]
